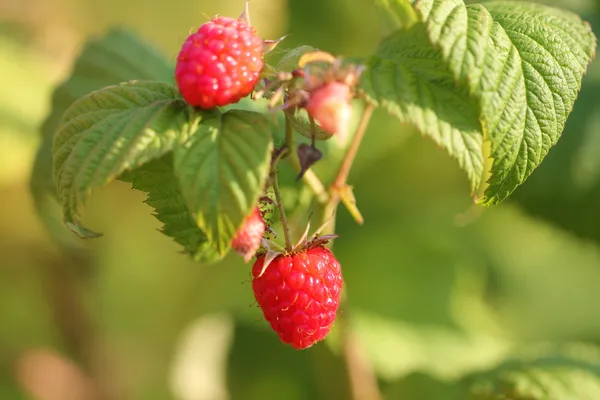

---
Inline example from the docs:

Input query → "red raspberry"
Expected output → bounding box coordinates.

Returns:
[251,246,343,349]
[305,81,352,137]
[175,16,264,109]
[231,207,265,262]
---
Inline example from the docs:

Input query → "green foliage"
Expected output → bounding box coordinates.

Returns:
[8,0,600,397]
[174,110,274,256]
[360,23,484,192]
[419,0,596,205]
[30,28,175,245]
[33,0,596,254]
[32,28,173,201]
[30,26,278,257]
[381,345,600,400]
[52,81,193,237]
[364,0,596,204]
[120,155,218,262]
[465,344,600,399]
[510,40,600,243]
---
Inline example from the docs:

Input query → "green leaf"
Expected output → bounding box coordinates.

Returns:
[53,81,194,237]
[465,344,600,399]
[510,58,600,244]
[360,23,484,191]
[33,28,173,198]
[410,0,596,204]
[30,28,173,244]
[174,110,274,256]
[120,155,220,262]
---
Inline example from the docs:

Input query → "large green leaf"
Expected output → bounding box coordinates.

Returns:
[509,15,600,244]
[360,23,484,191]
[53,80,194,237]
[382,345,600,399]
[30,28,174,245]
[120,155,220,262]
[410,0,596,204]
[174,110,274,256]
[32,28,173,199]
[465,344,600,399]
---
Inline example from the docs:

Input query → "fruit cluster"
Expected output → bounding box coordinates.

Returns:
[174,5,362,350]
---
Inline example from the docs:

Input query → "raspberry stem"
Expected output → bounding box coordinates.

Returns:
[314,102,380,400]
[332,103,375,191]
[271,169,293,251]
[315,103,375,235]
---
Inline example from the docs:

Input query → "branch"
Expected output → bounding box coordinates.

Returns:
[333,103,375,190]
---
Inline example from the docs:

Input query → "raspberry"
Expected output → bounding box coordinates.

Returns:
[251,246,343,349]
[175,16,264,109]
[305,81,352,137]
[231,207,265,262]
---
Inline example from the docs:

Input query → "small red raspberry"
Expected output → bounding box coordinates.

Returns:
[231,207,265,262]
[175,16,264,109]
[251,246,343,349]
[305,81,352,137]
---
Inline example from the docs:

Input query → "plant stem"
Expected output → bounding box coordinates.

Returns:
[317,103,375,231]
[333,103,375,190]
[282,102,379,398]
[272,169,293,251]
[285,111,295,150]
[318,103,380,400]
[340,311,382,400]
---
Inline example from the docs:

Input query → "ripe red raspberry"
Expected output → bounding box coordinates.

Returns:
[251,246,343,349]
[305,81,352,137]
[231,207,265,262]
[175,16,264,109]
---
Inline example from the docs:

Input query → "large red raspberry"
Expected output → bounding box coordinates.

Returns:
[175,16,264,109]
[231,207,265,262]
[251,246,343,349]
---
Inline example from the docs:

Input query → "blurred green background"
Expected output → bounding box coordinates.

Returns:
[2,0,600,399]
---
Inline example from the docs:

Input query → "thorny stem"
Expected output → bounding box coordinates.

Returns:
[271,169,293,251]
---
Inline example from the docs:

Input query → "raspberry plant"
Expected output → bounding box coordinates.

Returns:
[29,0,598,396]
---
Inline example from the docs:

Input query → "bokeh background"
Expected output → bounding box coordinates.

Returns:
[1,0,600,399]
